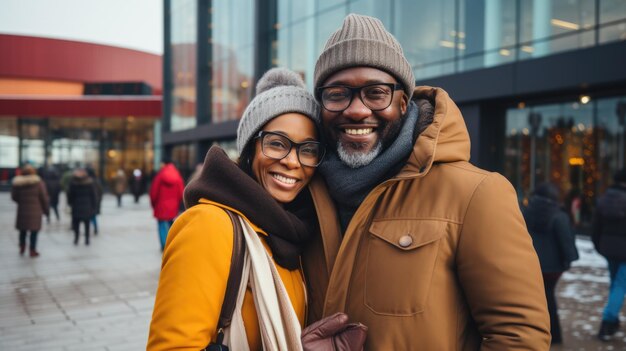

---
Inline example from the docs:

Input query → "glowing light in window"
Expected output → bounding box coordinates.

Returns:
[551,19,580,30]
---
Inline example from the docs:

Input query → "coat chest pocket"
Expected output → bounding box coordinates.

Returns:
[365,219,446,316]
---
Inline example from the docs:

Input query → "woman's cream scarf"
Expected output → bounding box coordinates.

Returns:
[224,215,304,351]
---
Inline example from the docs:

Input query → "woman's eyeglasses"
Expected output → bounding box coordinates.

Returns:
[255,131,325,167]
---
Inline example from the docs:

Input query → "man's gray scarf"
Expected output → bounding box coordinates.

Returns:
[319,101,419,229]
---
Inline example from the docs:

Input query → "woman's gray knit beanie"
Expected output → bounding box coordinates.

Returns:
[237,68,320,155]
[314,14,415,100]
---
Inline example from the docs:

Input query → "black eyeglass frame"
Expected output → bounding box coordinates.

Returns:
[316,83,404,112]
[254,131,325,168]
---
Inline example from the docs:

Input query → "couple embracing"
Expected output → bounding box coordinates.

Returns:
[148,14,551,350]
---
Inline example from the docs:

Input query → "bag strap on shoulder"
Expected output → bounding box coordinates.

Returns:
[205,209,246,351]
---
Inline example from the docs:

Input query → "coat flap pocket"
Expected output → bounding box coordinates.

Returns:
[369,219,446,250]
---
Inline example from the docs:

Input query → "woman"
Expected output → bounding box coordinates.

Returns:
[12,165,49,257]
[148,68,354,350]
[523,182,579,345]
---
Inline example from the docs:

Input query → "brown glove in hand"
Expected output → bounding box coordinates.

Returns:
[301,312,368,351]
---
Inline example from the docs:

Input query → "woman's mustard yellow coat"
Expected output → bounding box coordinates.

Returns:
[147,199,306,350]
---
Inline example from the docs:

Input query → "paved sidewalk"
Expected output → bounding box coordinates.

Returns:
[0,192,162,351]
[552,239,626,350]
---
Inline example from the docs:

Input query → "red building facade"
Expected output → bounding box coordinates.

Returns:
[0,34,162,188]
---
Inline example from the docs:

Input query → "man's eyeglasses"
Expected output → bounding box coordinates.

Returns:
[316,83,404,112]
[255,131,325,168]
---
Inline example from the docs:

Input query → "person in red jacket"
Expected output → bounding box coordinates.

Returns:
[149,159,184,251]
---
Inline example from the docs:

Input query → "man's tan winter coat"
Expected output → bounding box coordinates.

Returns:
[303,87,551,350]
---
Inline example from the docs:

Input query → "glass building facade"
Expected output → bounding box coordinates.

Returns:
[163,0,626,230]
[0,115,158,188]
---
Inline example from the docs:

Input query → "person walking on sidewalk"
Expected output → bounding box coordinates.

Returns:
[131,168,146,204]
[86,167,103,235]
[67,168,98,246]
[42,167,61,222]
[594,169,626,341]
[523,182,579,345]
[149,159,184,251]
[112,169,127,207]
[11,165,49,257]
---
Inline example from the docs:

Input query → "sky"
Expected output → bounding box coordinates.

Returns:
[0,0,163,55]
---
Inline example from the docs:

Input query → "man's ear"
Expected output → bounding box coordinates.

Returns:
[400,93,408,115]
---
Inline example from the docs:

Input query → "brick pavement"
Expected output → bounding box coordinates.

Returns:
[0,192,162,351]
[2,190,626,350]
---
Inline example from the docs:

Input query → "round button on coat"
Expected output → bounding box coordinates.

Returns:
[398,235,413,248]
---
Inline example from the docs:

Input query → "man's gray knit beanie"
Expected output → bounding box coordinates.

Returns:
[237,68,320,155]
[314,14,415,100]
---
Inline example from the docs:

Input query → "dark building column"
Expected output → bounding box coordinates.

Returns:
[463,0,485,70]
[197,0,212,125]
[458,102,506,172]
[162,0,172,135]
[198,139,212,164]
[255,0,277,82]
[17,117,23,167]
[460,103,482,165]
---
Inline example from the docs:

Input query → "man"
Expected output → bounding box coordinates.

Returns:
[149,159,184,251]
[593,169,626,341]
[301,14,551,350]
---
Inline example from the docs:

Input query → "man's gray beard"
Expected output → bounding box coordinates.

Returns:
[337,141,382,169]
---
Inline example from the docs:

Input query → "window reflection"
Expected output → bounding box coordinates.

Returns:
[396,0,456,80]
[211,0,255,123]
[271,1,625,88]
[0,117,18,169]
[600,0,626,43]
[505,96,626,229]
[171,143,197,181]
[170,0,197,131]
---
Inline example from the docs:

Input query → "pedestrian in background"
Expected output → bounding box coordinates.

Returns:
[42,166,62,222]
[131,168,146,204]
[112,169,127,207]
[86,167,103,235]
[67,168,97,246]
[523,182,579,345]
[593,169,626,341]
[149,159,184,251]
[11,164,49,257]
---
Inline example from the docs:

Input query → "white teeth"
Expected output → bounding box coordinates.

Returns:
[272,174,297,184]
[344,128,373,135]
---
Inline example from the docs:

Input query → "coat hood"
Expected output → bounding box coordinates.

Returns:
[396,86,471,179]
[158,164,183,185]
[71,171,93,185]
[12,174,42,187]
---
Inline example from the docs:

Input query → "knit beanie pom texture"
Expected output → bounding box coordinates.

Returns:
[236,68,320,154]
[256,68,305,94]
